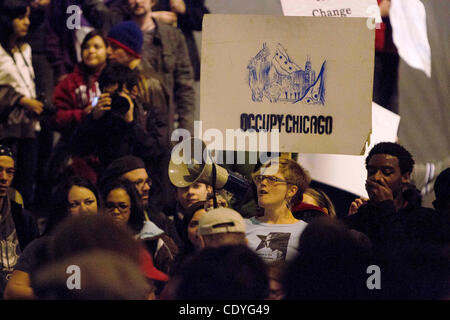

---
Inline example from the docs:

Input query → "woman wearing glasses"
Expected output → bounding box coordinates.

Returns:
[101,179,177,276]
[101,179,145,235]
[245,157,311,263]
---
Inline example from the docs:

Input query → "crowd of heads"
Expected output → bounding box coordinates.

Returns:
[0,0,448,301]
[0,136,449,300]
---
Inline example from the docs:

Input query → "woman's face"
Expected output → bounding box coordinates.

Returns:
[105,188,131,226]
[68,186,98,216]
[82,35,108,69]
[12,7,31,38]
[187,208,206,248]
[255,165,292,210]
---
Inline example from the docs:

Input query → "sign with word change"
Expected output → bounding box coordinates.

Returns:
[200,14,374,155]
[281,0,381,22]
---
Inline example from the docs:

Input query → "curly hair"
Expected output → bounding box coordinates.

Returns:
[366,142,415,174]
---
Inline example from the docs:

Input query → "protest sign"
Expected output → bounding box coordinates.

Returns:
[200,14,374,155]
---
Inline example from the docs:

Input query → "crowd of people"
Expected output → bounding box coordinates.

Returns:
[0,0,449,300]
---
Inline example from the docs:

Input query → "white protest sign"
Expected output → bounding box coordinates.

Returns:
[280,0,381,23]
[298,102,400,196]
[200,14,373,155]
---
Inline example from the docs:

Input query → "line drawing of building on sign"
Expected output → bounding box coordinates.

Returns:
[248,43,326,105]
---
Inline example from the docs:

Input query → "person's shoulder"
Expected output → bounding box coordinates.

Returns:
[245,216,259,225]
[55,67,83,88]
[156,20,184,40]
[23,236,48,253]
[155,20,178,33]
[294,219,308,227]
[19,43,32,56]
[403,205,438,221]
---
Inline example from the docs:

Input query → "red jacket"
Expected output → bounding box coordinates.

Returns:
[52,64,102,139]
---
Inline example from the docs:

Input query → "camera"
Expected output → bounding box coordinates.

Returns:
[109,93,130,116]
[37,93,56,117]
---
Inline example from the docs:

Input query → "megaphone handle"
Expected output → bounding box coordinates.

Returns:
[212,163,218,208]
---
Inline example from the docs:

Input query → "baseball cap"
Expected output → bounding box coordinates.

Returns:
[198,207,246,236]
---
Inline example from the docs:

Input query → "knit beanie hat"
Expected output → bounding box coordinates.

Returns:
[100,155,146,189]
[108,21,143,58]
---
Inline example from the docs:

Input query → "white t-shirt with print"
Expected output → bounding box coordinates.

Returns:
[245,217,308,263]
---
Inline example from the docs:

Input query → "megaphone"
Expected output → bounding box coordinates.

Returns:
[168,138,251,197]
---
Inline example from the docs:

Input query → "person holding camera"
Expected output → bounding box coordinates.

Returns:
[70,63,164,181]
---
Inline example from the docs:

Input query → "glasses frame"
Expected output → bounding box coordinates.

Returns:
[105,202,130,213]
[134,178,152,189]
[252,175,293,185]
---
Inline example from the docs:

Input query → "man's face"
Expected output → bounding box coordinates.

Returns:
[122,168,151,206]
[366,154,409,201]
[107,42,134,66]
[128,0,152,17]
[177,183,212,209]
[0,156,14,198]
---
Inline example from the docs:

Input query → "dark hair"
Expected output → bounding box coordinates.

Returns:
[98,62,138,92]
[80,29,108,74]
[0,0,29,50]
[44,176,99,235]
[47,215,142,266]
[180,200,207,248]
[366,142,415,175]
[32,250,150,300]
[433,167,450,211]
[374,242,450,299]
[282,217,374,299]
[81,29,108,52]
[176,245,269,300]
[100,179,145,233]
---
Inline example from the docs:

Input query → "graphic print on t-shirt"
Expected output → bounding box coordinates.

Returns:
[255,232,291,261]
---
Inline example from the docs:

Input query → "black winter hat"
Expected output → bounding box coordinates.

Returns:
[100,155,145,188]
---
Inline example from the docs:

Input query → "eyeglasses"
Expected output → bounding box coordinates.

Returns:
[134,178,152,189]
[105,202,130,212]
[252,175,292,185]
